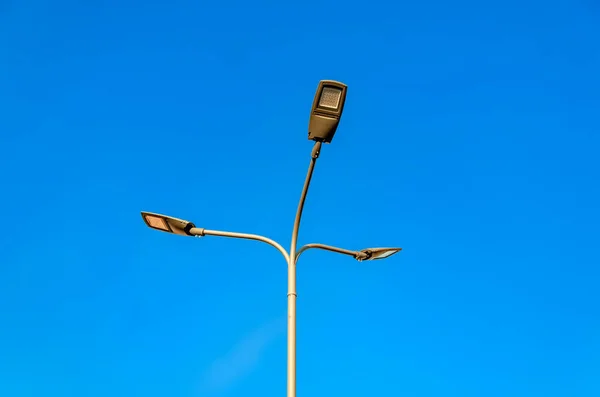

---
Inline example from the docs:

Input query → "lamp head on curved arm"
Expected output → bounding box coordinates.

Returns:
[294,243,402,264]
[141,211,196,236]
[358,247,402,261]
[140,211,289,262]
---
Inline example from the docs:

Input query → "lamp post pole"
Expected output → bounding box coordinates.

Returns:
[287,140,322,397]
[140,80,403,397]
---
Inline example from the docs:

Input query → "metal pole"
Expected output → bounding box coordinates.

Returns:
[288,141,322,397]
[190,228,290,263]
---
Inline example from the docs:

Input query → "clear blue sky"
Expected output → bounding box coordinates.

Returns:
[1,0,599,396]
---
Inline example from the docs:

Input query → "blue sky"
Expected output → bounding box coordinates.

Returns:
[1,0,600,396]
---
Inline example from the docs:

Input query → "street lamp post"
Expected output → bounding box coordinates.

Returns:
[140,80,401,397]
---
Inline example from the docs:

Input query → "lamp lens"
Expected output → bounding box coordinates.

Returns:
[372,249,399,259]
[318,87,342,109]
[145,215,169,231]
[376,250,397,258]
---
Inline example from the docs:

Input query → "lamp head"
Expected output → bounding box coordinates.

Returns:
[359,247,402,261]
[141,211,196,236]
[308,80,347,143]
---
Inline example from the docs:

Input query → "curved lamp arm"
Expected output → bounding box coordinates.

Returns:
[189,227,290,263]
[295,243,368,264]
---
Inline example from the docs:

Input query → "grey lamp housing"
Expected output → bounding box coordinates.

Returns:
[141,211,196,236]
[308,80,347,143]
[359,247,402,261]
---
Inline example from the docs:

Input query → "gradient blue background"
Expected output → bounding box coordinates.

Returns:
[1,0,599,396]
